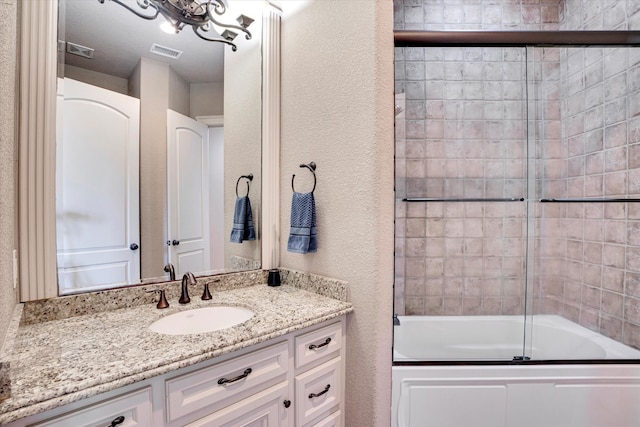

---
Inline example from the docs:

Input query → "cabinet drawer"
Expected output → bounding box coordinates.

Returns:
[295,357,342,427]
[311,409,342,427]
[295,321,342,370]
[184,382,290,427]
[166,341,288,422]
[30,387,153,427]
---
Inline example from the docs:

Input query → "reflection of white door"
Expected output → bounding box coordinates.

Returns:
[56,78,140,294]
[167,110,210,276]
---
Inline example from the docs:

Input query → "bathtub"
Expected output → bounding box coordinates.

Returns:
[393,314,640,361]
[392,315,640,427]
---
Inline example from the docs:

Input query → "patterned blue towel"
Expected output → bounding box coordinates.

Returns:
[287,191,317,254]
[230,196,256,243]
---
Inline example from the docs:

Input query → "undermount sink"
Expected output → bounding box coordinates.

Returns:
[149,306,254,335]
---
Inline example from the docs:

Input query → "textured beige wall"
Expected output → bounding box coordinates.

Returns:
[280,1,394,425]
[168,67,189,117]
[0,0,18,341]
[64,64,129,95]
[189,82,223,118]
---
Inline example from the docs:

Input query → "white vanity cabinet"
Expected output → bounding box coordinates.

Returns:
[177,319,345,427]
[4,316,345,427]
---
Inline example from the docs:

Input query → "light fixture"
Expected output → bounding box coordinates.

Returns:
[97,0,254,51]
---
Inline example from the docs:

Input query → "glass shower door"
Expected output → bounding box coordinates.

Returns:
[394,46,531,361]
[526,44,640,361]
[394,34,640,365]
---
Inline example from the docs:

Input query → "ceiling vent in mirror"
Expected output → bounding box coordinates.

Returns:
[149,43,183,60]
[66,42,94,59]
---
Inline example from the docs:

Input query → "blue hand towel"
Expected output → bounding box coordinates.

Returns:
[287,191,317,254]
[230,196,256,243]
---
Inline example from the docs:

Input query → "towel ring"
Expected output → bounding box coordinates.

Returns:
[291,162,317,193]
[235,174,253,197]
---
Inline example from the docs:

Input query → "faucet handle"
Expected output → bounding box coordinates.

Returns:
[201,283,212,300]
[145,288,169,309]
[202,278,221,301]
[202,279,220,300]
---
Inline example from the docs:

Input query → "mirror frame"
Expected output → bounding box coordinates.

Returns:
[18,0,281,301]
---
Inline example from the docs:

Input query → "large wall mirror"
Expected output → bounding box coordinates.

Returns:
[18,0,281,300]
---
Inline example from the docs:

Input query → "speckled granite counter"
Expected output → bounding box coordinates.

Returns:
[0,281,352,424]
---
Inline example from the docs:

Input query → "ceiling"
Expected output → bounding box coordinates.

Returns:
[60,0,225,84]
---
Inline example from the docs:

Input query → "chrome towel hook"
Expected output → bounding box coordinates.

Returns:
[235,174,253,197]
[292,162,317,193]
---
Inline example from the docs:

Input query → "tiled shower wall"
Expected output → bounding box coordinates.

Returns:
[538,0,640,348]
[394,0,560,317]
[394,0,640,350]
[395,45,530,317]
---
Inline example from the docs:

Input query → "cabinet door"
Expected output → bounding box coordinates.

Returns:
[185,382,290,427]
[166,341,288,422]
[295,322,342,371]
[30,387,152,427]
[295,358,342,427]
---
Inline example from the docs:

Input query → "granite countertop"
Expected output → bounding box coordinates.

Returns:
[0,283,353,424]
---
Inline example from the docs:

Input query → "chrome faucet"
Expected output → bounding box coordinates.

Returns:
[164,263,176,281]
[179,272,196,304]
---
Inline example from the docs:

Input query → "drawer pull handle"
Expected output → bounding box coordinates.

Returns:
[218,368,252,385]
[283,399,291,408]
[308,337,331,350]
[308,384,331,399]
[107,416,125,427]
